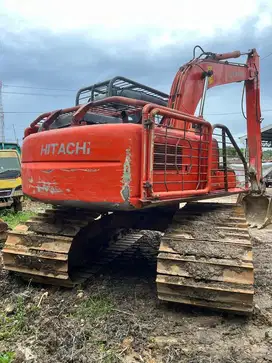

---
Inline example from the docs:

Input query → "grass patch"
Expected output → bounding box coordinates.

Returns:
[0,210,35,229]
[0,296,27,341]
[0,352,15,363]
[74,294,114,320]
[98,344,121,363]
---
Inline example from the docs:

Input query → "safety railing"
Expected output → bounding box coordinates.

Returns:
[75,76,169,106]
[211,124,249,192]
[140,105,213,201]
[23,97,149,138]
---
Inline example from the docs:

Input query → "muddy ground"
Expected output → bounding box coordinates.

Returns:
[0,199,272,363]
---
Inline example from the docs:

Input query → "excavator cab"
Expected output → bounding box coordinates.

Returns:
[75,76,169,108]
[76,76,169,125]
[40,77,169,131]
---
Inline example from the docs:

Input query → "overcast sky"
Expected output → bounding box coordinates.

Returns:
[0,0,271,144]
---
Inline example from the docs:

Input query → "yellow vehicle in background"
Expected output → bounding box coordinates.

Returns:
[0,142,23,212]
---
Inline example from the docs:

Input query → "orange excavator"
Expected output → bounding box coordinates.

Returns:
[2,46,268,314]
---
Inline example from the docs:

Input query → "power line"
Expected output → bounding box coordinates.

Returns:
[206,109,272,116]
[3,108,272,115]
[3,111,48,114]
[2,91,73,97]
[0,81,4,142]
[2,88,271,115]
[3,84,76,92]
[261,52,272,60]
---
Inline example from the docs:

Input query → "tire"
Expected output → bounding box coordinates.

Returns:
[13,198,23,213]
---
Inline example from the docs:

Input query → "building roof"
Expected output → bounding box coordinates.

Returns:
[239,124,272,147]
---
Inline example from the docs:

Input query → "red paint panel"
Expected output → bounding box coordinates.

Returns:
[22,121,240,208]
[22,124,142,206]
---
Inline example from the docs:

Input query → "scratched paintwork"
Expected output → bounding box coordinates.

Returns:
[41,170,54,173]
[29,179,64,195]
[60,168,100,173]
[120,148,131,202]
[41,168,100,173]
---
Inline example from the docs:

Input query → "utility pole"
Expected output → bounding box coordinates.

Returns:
[12,124,18,144]
[0,81,4,142]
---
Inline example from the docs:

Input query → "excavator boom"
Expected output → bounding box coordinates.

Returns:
[169,48,262,180]
[168,47,267,228]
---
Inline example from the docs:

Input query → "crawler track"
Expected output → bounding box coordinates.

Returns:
[156,202,254,314]
[1,208,146,287]
[2,202,254,314]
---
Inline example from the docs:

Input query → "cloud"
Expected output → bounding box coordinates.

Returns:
[1,0,271,40]
[0,1,271,143]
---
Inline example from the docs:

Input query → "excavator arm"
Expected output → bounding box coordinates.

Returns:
[168,48,262,185]
[167,47,269,228]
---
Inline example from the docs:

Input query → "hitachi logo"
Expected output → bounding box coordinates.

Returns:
[40,142,91,156]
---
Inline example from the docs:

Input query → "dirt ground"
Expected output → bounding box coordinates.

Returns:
[0,198,272,363]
